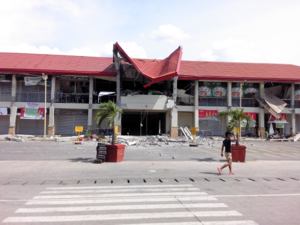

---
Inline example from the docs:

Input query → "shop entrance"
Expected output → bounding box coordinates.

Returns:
[122,111,166,135]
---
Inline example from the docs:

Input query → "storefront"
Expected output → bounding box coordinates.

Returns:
[55,109,88,136]
[15,105,46,135]
[121,111,166,135]
[199,109,227,136]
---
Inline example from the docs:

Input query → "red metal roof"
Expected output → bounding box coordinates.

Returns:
[113,42,182,87]
[0,52,115,76]
[1,49,300,82]
[179,60,300,82]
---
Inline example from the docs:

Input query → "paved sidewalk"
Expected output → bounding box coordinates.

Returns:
[0,140,300,161]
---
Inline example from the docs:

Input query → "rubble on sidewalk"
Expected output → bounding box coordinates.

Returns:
[117,135,187,147]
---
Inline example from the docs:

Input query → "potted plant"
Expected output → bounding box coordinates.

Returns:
[95,101,125,162]
[219,109,250,162]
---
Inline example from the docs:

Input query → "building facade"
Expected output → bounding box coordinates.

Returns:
[1,43,300,138]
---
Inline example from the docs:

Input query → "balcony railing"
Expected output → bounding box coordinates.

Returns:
[199,97,227,107]
[93,95,116,104]
[0,93,12,102]
[232,98,259,107]
[55,93,89,103]
[16,93,51,102]
[177,96,194,106]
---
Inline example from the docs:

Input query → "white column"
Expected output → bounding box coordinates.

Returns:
[291,83,296,135]
[11,74,17,101]
[9,105,17,135]
[227,82,232,107]
[171,77,178,138]
[194,80,199,132]
[9,75,17,135]
[46,76,55,136]
[291,83,295,108]
[50,76,56,103]
[259,82,265,138]
[88,77,94,130]
[259,82,265,98]
[113,50,122,135]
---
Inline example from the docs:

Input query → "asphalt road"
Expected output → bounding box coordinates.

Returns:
[0,140,299,225]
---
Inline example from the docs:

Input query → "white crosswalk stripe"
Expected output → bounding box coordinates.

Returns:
[3,184,259,224]
[41,187,200,194]
[16,203,228,213]
[26,196,218,205]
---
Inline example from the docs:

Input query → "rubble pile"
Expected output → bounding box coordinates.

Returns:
[117,135,186,147]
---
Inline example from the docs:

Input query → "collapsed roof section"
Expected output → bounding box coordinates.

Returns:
[113,42,182,88]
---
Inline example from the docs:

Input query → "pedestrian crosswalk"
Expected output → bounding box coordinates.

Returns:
[3,184,258,224]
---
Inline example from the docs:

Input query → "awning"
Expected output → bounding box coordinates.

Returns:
[256,91,287,119]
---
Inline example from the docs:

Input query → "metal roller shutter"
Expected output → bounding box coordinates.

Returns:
[199,116,227,136]
[16,117,45,135]
[0,115,9,134]
[55,109,88,136]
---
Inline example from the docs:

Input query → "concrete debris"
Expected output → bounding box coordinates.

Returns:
[4,135,24,142]
[117,135,187,147]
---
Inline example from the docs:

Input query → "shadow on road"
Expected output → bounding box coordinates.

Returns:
[69,157,97,163]
[189,157,218,162]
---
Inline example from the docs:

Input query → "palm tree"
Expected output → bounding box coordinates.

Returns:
[95,101,122,145]
[219,109,251,145]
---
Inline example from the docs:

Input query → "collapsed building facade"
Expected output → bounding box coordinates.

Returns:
[1,42,300,138]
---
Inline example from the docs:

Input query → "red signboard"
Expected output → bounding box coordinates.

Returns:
[244,112,257,121]
[199,110,218,118]
[269,114,287,122]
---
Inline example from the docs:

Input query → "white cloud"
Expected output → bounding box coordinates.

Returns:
[151,24,190,44]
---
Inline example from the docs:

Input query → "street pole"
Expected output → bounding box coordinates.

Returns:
[42,73,48,138]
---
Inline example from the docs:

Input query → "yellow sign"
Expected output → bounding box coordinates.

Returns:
[75,126,83,133]
[191,127,197,136]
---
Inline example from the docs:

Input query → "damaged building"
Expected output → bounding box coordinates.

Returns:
[1,43,300,138]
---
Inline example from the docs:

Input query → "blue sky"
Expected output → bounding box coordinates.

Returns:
[1,0,300,65]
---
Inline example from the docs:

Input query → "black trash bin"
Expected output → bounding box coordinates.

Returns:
[96,142,107,163]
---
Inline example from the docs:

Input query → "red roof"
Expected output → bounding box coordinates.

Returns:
[1,48,300,82]
[179,60,300,82]
[113,42,182,87]
[0,52,115,76]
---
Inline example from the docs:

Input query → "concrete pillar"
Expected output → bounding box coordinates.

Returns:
[11,74,17,101]
[258,108,265,138]
[258,82,265,138]
[87,77,94,131]
[259,82,265,98]
[48,76,56,136]
[171,107,178,138]
[170,77,178,138]
[8,105,17,135]
[194,80,199,133]
[291,83,296,135]
[291,83,295,108]
[8,75,17,135]
[227,82,232,107]
[291,112,296,135]
[113,51,122,135]
[50,76,56,103]
[48,106,55,136]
